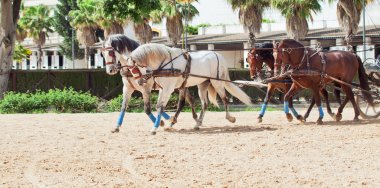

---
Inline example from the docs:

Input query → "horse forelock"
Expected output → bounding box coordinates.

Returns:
[130,43,174,68]
[108,34,140,53]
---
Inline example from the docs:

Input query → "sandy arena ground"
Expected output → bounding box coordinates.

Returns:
[0,108,380,187]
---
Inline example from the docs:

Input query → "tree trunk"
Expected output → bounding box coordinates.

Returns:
[85,46,89,68]
[37,44,42,69]
[0,0,22,99]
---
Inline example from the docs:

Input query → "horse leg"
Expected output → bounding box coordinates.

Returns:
[185,88,198,121]
[334,83,342,105]
[312,88,324,125]
[169,88,187,127]
[304,96,315,122]
[283,83,301,122]
[141,90,165,126]
[112,84,134,133]
[341,85,360,121]
[194,82,210,130]
[333,96,349,122]
[320,88,334,118]
[258,84,276,123]
[151,86,175,135]
[289,96,304,122]
[211,80,236,124]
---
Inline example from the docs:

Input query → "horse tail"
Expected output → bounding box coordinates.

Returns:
[207,84,219,107]
[222,68,252,106]
[224,82,252,106]
[357,55,374,106]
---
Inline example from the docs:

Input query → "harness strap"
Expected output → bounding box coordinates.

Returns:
[214,52,220,80]
[319,52,327,85]
[179,52,192,89]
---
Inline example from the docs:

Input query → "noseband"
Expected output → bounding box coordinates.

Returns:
[101,46,120,65]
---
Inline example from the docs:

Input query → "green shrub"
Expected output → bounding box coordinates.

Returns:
[0,88,98,113]
[46,88,98,113]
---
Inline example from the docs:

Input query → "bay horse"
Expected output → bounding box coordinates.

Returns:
[125,43,252,134]
[274,39,374,124]
[102,34,206,133]
[246,42,341,122]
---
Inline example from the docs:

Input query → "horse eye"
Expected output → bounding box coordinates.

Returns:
[109,51,115,57]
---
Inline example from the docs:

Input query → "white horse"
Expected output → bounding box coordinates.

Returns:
[125,43,253,134]
[102,34,200,133]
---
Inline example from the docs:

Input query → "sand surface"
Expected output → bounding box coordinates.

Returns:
[1,108,380,187]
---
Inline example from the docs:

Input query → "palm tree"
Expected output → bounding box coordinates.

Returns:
[19,5,54,68]
[69,0,98,66]
[95,0,126,38]
[329,0,373,44]
[150,0,199,47]
[227,0,270,46]
[133,18,153,44]
[271,0,321,40]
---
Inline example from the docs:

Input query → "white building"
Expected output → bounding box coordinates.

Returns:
[16,0,380,70]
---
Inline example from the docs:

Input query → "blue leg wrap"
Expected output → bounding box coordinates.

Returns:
[117,110,126,128]
[290,107,299,117]
[162,111,170,120]
[284,101,290,114]
[148,113,156,123]
[154,113,162,128]
[259,103,268,116]
[318,106,324,119]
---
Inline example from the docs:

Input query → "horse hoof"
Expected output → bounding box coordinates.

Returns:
[111,128,119,133]
[333,114,342,122]
[316,118,323,125]
[296,115,305,122]
[193,126,200,130]
[151,131,157,135]
[227,116,236,123]
[286,113,293,122]
[160,120,165,127]
[353,118,360,122]
[169,117,177,125]
[303,114,310,120]
[257,117,263,123]
[170,122,175,127]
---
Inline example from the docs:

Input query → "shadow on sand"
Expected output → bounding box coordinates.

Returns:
[169,125,278,135]
[300,118,380,126]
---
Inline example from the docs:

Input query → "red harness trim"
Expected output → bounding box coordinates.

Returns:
[105,62,114,65]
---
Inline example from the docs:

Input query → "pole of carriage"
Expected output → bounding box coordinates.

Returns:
[362,0,366,60]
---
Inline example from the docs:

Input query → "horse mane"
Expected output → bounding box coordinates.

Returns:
[131,43,180,67]
[281,39,304,48]
[107,34,140,53]
[255,42,273,59]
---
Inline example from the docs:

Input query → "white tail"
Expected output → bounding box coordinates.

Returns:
[207,85,219,108]
[224,82,252,106]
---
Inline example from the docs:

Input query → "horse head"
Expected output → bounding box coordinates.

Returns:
[247,43,275,81]
[273,39,305,76]
[246,48,264,81]
[102,34,140,75]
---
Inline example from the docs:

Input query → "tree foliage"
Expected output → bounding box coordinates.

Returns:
[103,0,161,23]
[53,0,84,60]
[271,0,321,40]
[13,43,32,63]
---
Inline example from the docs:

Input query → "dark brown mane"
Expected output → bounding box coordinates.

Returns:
[281,39,304,48]
[107,34,140,53]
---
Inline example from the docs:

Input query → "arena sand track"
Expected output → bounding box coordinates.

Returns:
[1,108,380,187]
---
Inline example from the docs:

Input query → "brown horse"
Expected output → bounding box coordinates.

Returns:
[247,42,340,122]
[273,39,373,124]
